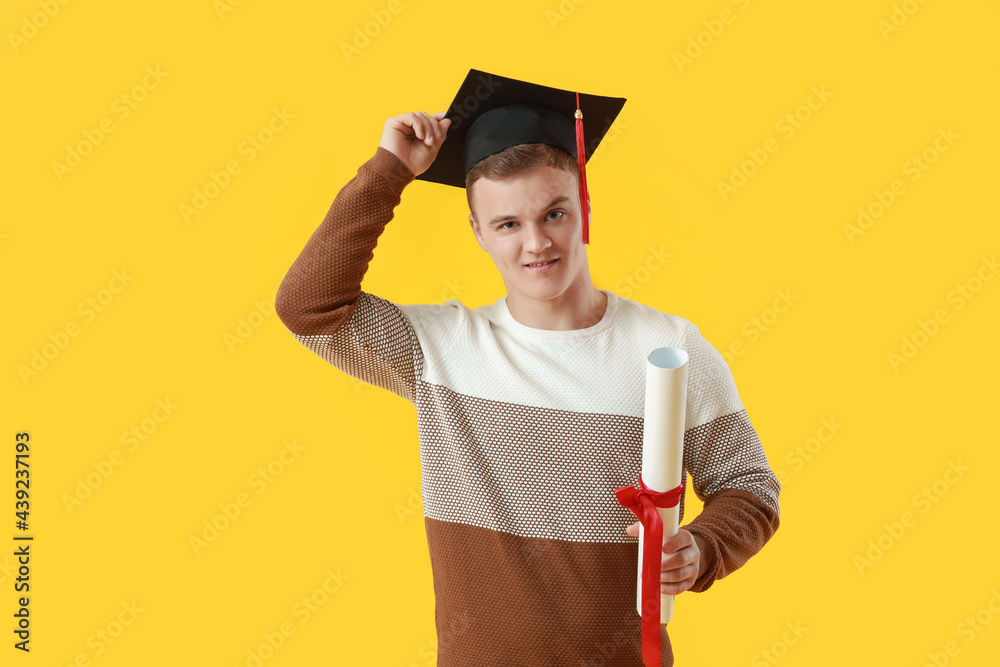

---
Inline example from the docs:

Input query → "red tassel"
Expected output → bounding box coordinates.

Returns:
[575,91,590,245]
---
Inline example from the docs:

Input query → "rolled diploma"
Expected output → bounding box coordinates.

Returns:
[636,346,689,623]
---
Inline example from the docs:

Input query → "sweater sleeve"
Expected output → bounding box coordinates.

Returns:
[274,146,425,404]
[679,320,781,593]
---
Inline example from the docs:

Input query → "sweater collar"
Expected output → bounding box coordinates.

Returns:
[492,289,618,340]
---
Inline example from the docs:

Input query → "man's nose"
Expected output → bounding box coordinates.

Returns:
[522,221,552,251]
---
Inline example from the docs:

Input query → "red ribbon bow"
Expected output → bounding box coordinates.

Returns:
[614,473,685,667]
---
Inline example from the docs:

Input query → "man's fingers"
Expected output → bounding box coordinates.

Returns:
[416,111,440,145]
[660,580,694,595]
[662,538,698,568]
[418,111,439,144]
[624,525,694,556]
[400,114,423,141]
[389,111,448,137]
[618,525,699,594]
[660,563,698,583]
[421,112,436,144]
[661,548,697,572]
[394,111,450,145]
[661,529,692,554]
[425,111,450,138]
[405,112,430,144]
[414,112,430,145]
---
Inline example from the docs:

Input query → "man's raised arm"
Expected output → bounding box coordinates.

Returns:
[274,111,452,402]
[274,146,415,336]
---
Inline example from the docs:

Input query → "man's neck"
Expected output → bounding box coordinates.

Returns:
[505,285,608,331]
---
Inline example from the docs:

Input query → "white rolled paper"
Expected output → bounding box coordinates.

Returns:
[636,346,689,623]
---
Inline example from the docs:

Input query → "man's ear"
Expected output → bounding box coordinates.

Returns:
[469,213,487,251]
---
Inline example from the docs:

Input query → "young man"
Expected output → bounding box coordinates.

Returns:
[275,69,780,666]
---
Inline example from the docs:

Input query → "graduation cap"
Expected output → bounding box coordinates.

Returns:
[416,68,627,245]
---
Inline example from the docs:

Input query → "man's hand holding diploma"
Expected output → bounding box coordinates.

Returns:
[625,523,707,595]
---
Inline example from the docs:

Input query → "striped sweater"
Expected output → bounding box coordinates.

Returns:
[275,146,781,666]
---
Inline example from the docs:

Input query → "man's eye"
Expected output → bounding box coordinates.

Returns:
[500,212,561,229]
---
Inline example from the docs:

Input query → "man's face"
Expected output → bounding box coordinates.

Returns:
[468,163,588,304]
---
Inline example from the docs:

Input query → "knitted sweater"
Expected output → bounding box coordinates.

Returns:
[274,147,781,667]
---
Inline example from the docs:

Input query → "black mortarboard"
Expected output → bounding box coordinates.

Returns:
[416,68,626,245]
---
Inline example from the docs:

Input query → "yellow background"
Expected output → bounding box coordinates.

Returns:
[2,0,998,664]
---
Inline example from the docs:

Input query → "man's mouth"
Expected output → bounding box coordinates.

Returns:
[524,258,558,268]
